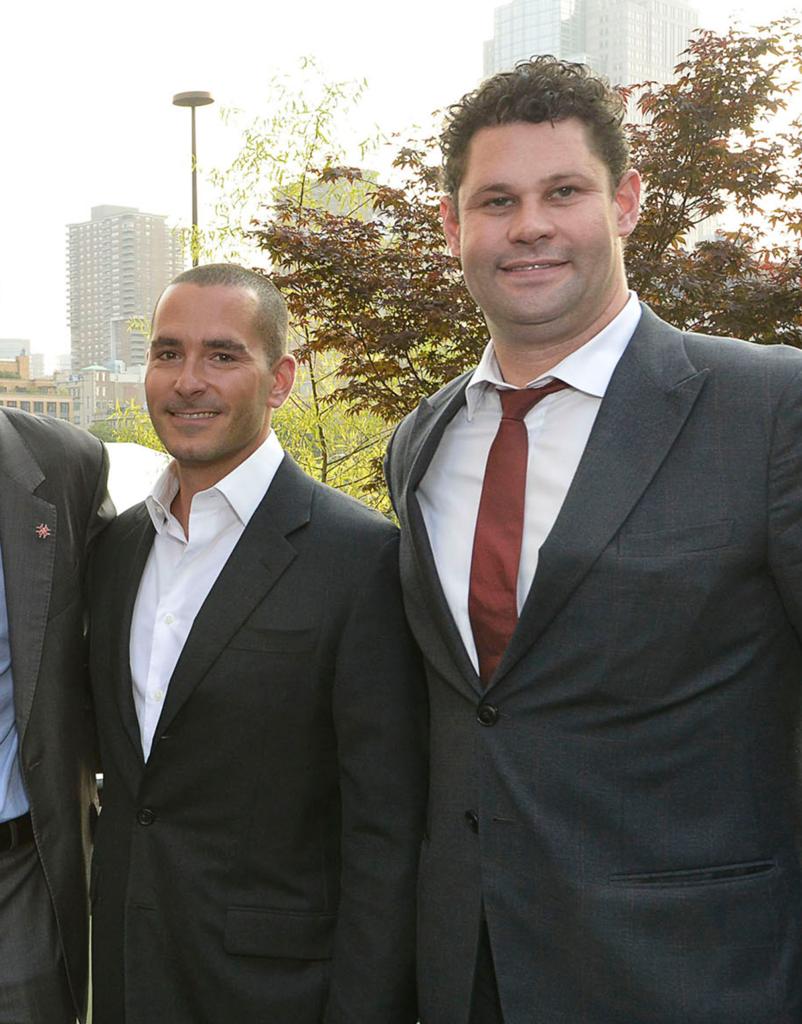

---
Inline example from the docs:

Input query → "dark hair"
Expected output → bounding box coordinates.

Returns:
[159,263,288,364]
[441,56,630,197]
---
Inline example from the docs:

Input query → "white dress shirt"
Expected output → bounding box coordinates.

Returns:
[129,432,284,760]
[417,293,642,673]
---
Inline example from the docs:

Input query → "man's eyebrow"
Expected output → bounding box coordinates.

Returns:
[148,336,248,352]
[471,172,594,195]
[201,338,248,353]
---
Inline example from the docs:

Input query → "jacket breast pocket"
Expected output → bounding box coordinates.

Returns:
[223,907,335,960]
[617,519,733,558]
[227,627,317,653]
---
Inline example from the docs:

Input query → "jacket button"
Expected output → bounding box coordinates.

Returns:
[477,703,499,726]
[137,808,155,826]
[465,810,479,834]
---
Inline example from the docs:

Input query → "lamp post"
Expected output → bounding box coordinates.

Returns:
[172,90,214,266]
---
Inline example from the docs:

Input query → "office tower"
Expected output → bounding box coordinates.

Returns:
[586,0,698,86]
[483,0,698,86]
[484,0,588,76]
[67,206,184,372]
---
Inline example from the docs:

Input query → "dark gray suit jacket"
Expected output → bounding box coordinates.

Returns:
[89,454,427,1024]
[385,305,802,1024]
[0,408,111,1022]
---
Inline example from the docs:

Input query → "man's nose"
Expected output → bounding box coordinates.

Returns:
[507,198,556,244]
[173,358,207,396]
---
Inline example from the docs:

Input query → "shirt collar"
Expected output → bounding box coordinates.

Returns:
[465,292,642,420]
[145,430,285,535]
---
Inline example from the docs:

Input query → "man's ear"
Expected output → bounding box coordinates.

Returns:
[615,169,641,239]
[267,354,297,410]
[440,196,462,258]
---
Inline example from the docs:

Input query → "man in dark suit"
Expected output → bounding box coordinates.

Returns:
[384,56,802,1023]
[0,410,111,1023]
[88,263,426,1024]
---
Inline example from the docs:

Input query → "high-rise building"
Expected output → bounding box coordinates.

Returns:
[483,0,698,86]
[484,0,588,78]
[66,206,184,372]
[586,0,698,86]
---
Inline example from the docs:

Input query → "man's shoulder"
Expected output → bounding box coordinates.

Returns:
[306,473,397,543]
[402,370,473,424]
[389,370,472,453]
[632,306,802,403]
[681,331,802,408]
[266,454,397,549]
[639,305,802,377]
[683,329,802,373]
[0,407,103,465]
[106,498,149,534]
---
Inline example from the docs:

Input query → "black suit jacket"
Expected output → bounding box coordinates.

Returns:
[385,305,802,1024]
[89,455,427,1024]
[0,409,111,1022]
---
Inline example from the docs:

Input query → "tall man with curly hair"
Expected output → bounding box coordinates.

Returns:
[385,56,802,1023]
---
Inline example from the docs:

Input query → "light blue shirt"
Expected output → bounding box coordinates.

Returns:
[0,545,28,822]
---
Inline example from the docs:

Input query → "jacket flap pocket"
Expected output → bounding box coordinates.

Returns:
[224,907,335,959]
[618,519,733,557]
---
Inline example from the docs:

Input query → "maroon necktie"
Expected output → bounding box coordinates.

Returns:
[469,380,570,685]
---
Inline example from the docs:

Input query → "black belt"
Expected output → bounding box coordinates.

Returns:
[0,812,34,854]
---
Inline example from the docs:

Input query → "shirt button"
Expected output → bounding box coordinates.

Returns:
[477,703,499,727]
[164,614,175,625]
[152,689,164,702]
[137,808,155,826]
[465,810,479,834]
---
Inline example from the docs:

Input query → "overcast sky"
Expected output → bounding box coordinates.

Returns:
[0,0,796,364]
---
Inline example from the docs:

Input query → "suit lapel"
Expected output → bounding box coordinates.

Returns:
[0,413,55,739]
[401,375,484,695]
[495,307,709,684]
[151,456,313,748]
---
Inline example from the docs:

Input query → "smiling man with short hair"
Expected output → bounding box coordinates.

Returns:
[89,263,426,1024]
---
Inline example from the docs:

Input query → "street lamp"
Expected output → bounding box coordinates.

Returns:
[172,90,214,266]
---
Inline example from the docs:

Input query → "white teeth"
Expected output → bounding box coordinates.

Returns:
[174,411,216,418]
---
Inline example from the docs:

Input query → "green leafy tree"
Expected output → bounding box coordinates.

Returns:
[88,419,118,443]
[274,352,392,512]
[205,58,379,265]
[625,17,802,343]
[247,18,802,442]
[250,152,486,426]
[201,62,405,508]
[104,400,165,452]
[191,24,802,504]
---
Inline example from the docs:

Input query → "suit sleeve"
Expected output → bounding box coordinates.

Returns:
[325,531,427,1024]
[81,438,114,782]
[383,427,398,516]
[767,361,802,639]
[383,419,406,519]
[85,441,116,549]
